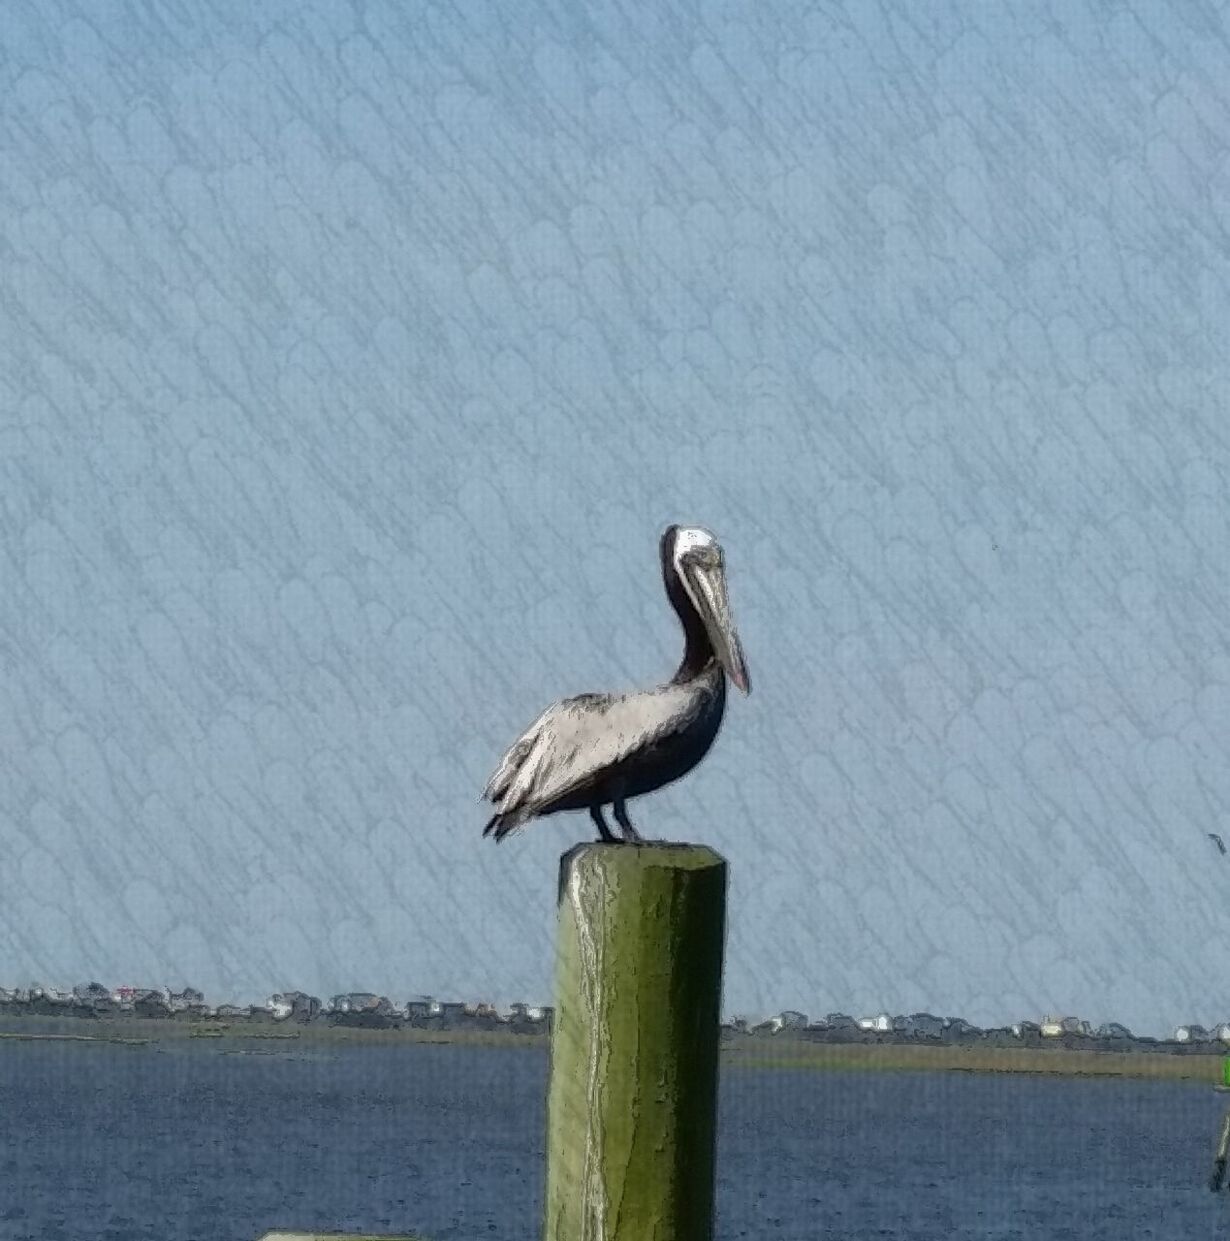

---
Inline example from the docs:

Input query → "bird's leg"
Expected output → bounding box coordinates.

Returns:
[589,805,619,844]
[612,796,644,845]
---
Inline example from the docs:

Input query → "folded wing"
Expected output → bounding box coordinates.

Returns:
[483,686,696,836]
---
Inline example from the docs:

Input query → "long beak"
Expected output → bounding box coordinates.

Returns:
[684,560,751,695]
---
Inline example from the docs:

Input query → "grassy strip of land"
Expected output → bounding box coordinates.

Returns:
[1,1016,1225,1083]
[0,1014,548,1049]
[721,1038,1226,1082]
[0,1029,151,1046]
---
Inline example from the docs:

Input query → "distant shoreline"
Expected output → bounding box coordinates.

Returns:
[2,1013,1227,1083]
[0,1013,548,1050]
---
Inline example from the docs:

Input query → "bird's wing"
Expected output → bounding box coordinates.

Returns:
[485,686,696,817]
[482,701,566,802]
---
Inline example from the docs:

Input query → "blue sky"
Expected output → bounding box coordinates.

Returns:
[2,1,1229,1036]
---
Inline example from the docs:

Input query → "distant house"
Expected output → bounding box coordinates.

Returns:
[169,987,207,1016]
[504,1002,545,1031]
[432,1000,469,1028]
[267,994,295,1021]
[266,991,320,1023]
[328,993,399,1028]
[73,981,112,1004]
[72,982,115,1014]
[407,997,493,1027]
[465,1002,502,1027]
[721,1017,751,1039]
[300,994,321,1020]
[20,987,46,1013]
[213,1004,250,1021]
[113,985,171,1014]
[858,1013,892,1033]
[404,998,435,1026]
[1095,1022,1133,1040]
[942,1018,979,1043]
[134,989,172,1019]
[1175,1024,1212,1044]
[825,1013,858,1031]
[903,1013,945,1040]
[1040,1015,1089,1038]
[748,1010,809,1036]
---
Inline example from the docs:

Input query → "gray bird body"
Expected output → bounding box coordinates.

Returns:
[482,525,750,843]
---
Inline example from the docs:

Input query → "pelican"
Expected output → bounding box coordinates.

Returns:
[482,524,751,844]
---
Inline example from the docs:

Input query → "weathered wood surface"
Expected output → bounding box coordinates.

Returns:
[258,1232,426,1240]
[543,842,728,1241]
[1210,1110,1230,1192]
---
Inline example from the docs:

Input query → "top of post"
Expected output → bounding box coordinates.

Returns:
[557,841,727,905]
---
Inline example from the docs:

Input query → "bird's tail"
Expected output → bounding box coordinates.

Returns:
[483,808,532,842]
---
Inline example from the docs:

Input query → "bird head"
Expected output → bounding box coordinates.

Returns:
[663,524,751,695]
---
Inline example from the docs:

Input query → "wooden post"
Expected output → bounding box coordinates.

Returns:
[1212,1110,1230,1192]
[258,1233,426,1240]
[542,842,728,1241]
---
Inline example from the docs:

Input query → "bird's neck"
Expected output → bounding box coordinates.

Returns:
[665,567,716,685]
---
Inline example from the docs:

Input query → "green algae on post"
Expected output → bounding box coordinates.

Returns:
[543,842,728,1241]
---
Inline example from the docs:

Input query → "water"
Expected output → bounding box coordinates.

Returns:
[0,1041,1225,1239]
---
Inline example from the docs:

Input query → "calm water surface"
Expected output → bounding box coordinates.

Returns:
[0,1040,1225,1239]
